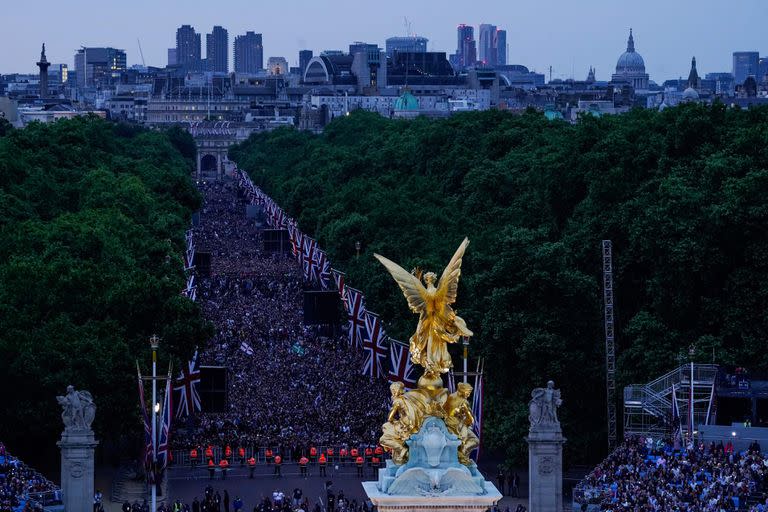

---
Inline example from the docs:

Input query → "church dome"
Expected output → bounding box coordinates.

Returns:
[682,87,699,100]
[394,90,419,111]
[615,29,646,73]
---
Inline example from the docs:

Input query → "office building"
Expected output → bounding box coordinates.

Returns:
[206,26,229,73]
[267,57,289,75]
[176,25,202,72]
[74,47,127,89]
[452,24,476,70]
[299,50,313,76]
[733,51,760,85]
[385,36,428,58]
[495,29,507,66]
[167,48,177,67]
[234,32,263,74]
[478,24,497,65]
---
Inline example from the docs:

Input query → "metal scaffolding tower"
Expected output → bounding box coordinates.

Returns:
[602,240,618,450]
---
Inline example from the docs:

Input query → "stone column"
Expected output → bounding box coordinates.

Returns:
[56,386,98,512]
[526,381,565,512]
[527,425,565,512]
[58,431,99,512]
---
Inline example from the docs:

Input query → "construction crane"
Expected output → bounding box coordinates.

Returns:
[602,240,618,450]
[137,38,146,67]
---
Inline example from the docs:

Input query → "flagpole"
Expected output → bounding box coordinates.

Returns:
[150,334,160,512]
[462,337,469,384]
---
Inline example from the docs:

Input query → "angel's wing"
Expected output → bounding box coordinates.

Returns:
[436,238,469,305]
[374,253,428,313]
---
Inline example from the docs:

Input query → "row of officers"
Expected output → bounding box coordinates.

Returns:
[191,446,386,480]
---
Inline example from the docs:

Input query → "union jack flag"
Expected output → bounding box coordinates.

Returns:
[314,250,331,289]
[156,368,173,484]
[344,287,367,349]
[289,224,304,261]
[302,237,318,283]
[136,363,154,484]
[331,268,346,298]
[173,350,201,417]
[388,339,418,390]
[362,312,388,379]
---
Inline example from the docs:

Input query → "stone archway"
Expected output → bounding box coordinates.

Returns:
[197,152,221,180]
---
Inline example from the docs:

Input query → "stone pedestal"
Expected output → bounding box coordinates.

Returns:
[58,430,98,512]
[526,426,565,512]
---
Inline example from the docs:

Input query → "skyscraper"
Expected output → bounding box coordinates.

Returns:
[299,50,313,76]
[732,51,759,85]
[234,32,263,74]
[167,48,177,66]
[454,24,476,70]
[206,26,229,73]
[176,25,202,72]
[495,29,507,66]
[478,24,497,66]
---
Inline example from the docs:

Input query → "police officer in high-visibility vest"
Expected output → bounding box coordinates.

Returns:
[247,456,256,479]
[299,456,309,478]
[364,446,373,467]
[339,448,348,466]
[326,448,334,465]
[318,453,327,477]
[190,447,199,469]
[309,446,317,465]
[238,446,246,466]
[224,445,233,461]
[219,458,229,480]
[207,458,215,480]
[205,445,214,465]
[265,448,274,465]
[355,455,364,478]
[374,446,384,468]
[273,454,282,478]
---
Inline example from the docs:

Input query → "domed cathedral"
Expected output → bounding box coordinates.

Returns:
[611,28,649,90]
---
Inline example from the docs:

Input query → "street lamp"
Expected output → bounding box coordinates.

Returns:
[462,337,470,384]
[148,334,160,512]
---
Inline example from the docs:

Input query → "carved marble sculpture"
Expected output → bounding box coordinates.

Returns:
[57,385,96,432]
[528,380,562,428]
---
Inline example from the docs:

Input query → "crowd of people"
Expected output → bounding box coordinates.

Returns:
[172,182,389,456]
[575,436,768,511]
[0,442,59,512]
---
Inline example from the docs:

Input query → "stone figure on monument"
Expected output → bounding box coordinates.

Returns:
[57,385,96,432]
[528,380,562,428]
[444,383,479,465]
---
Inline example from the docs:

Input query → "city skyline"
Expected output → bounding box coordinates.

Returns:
[1,0,766,81]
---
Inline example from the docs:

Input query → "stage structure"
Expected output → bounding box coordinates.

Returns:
[362,238,501,512]
[602,240,618,450]
[624,363,717,438]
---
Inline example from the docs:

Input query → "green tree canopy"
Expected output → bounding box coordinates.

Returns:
[231,105,768,465]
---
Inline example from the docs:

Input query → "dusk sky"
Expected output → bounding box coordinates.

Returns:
[2,0,765,81]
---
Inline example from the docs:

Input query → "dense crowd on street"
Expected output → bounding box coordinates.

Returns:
[575,435,768,511]
[0,442,58,512]
[172,182,389,455]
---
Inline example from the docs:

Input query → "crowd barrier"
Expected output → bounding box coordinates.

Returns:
[170,445,384,466]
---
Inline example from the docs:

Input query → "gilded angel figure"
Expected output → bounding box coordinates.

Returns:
[374,238,473,377]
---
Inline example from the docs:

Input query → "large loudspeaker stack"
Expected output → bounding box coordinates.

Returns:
[303,290,342,325]
[263,229,290,255]
[193,252,212,278]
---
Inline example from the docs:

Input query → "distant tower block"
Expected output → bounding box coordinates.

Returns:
[37,43,51,98]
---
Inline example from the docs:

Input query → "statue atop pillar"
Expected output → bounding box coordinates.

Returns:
[57,385,96,432]
[528,380,562,429]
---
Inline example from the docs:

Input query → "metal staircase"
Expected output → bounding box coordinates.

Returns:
[624,363,718,438]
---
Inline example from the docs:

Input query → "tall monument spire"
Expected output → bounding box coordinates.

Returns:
[627,28,635,53]
[36,43,51,99]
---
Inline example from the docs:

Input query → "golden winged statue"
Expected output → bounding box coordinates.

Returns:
[374,238,473,378]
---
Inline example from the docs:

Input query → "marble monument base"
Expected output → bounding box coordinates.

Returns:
[527,425,565,512]
[363,417,501,512]
[58,430,99,512]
